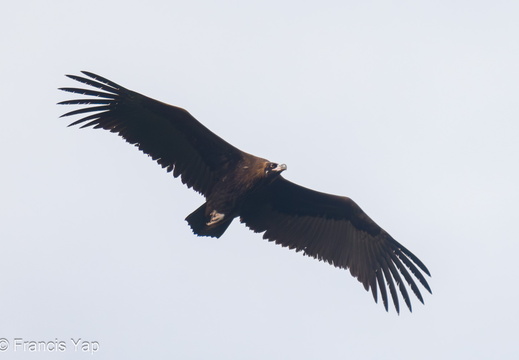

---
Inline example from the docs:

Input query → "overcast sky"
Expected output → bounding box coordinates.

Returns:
[1,1,518,359]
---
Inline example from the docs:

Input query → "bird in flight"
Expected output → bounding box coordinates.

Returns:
[59,72,431,313]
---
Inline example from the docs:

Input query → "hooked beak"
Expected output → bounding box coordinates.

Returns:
[273,163,287,172]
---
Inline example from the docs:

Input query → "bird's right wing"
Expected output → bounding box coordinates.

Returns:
[240,177,431,313]
[59,71,244,196]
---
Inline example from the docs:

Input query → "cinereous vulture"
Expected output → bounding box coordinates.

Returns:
[59,71,431,313]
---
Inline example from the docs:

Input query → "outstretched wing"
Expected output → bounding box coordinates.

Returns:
[240,177,431,313]
[59,71,244,196]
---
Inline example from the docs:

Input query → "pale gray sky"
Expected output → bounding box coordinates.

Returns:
[1,1,519,359]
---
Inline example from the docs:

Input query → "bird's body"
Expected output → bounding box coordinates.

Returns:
[59,72,431,313]
[187,155,284,238]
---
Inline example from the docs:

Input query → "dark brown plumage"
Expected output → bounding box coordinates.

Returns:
[59,71,431,313]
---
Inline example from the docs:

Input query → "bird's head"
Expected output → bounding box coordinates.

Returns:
[265,162,287,178]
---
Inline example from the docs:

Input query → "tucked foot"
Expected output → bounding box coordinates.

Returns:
[206,210,225,226]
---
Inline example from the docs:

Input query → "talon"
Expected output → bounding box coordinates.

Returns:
[206,210,225,226]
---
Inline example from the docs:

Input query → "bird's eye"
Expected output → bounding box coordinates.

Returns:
[265,163,276,173]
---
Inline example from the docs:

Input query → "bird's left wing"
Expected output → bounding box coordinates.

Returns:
[59,71,244,196]
[240,177,431,313]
